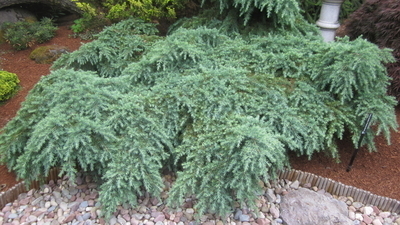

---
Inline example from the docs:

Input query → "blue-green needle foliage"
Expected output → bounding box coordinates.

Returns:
[0,0,398,219]
[52,18,161,77]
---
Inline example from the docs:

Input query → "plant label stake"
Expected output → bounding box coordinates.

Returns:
[346,113,373,172]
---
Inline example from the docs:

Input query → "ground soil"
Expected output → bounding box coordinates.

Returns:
[0,25,399,202]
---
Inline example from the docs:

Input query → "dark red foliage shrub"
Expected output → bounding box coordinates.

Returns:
[387,50,400,100]
[343,0,400,102]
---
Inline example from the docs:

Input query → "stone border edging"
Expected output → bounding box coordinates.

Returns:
[277,169,400,213]
[0,167,60,209]
[1,168,399,214]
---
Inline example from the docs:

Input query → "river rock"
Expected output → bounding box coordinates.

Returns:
[289,180,299,190]
[256,218,270,225]
[239,214,250,222]
[372,219,383,225]
[269,204,279,219]
[234,209,242,220]
[363,206,373,215]
[280,188,353,225]
[265,189,277,203]
[379,211,391,218]
[154,214,166,222]
[363,214,372,224]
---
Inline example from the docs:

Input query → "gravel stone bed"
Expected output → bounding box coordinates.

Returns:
[1,174,399,225]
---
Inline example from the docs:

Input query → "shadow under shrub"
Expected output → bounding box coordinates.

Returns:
[0,2,398,220]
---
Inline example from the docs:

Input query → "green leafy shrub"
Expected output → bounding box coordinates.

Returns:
[342,0,400,102]
[72,0,187,24]
[0,71,20,101]
[71,13,92,33]
[104,0,184,21]
[1,18,58,50]
[69,0,110,38]
[69,0,199,37]
[0,0,398,220]
[71,13,111,38]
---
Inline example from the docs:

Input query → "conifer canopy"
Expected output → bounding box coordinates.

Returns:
[0,0,398,218]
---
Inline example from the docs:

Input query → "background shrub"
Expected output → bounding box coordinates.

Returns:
[342,0,400,102]
[70,13,111,40]
[1,18,58,50]
[70,0,190,37]
[72,0,187,23]
[0,71,20,102]
[387,52,400,101]
[104,0,184,22]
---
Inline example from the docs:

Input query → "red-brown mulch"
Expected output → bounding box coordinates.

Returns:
[0,25,89,191]
[0,25,399,201]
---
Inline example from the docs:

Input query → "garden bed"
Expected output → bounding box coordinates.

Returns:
[0,24,399,207]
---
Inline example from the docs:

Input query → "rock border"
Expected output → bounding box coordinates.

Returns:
[277,169,400,214]
[1,168,399,214]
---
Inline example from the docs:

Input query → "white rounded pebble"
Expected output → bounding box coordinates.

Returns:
[186,208,194,214]
[379,212,391,218]
[363,206,373,215]
[45,201,51,208]
[355,213,363,221]
[372,219,383,225]
[349,211,355,220]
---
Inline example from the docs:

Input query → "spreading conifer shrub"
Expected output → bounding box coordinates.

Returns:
[342,0,400,102]
[2,18,58,50]
[0,70,20,102]
[0,1,398,220]
[52,18,161,77]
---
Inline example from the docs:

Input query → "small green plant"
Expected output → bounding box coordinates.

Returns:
[71,14,90,33]
[2,18,58,50]
[71,13,110,35]
[0,71,20,102]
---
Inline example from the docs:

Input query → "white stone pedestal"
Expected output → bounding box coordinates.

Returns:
[316,0,344,42]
